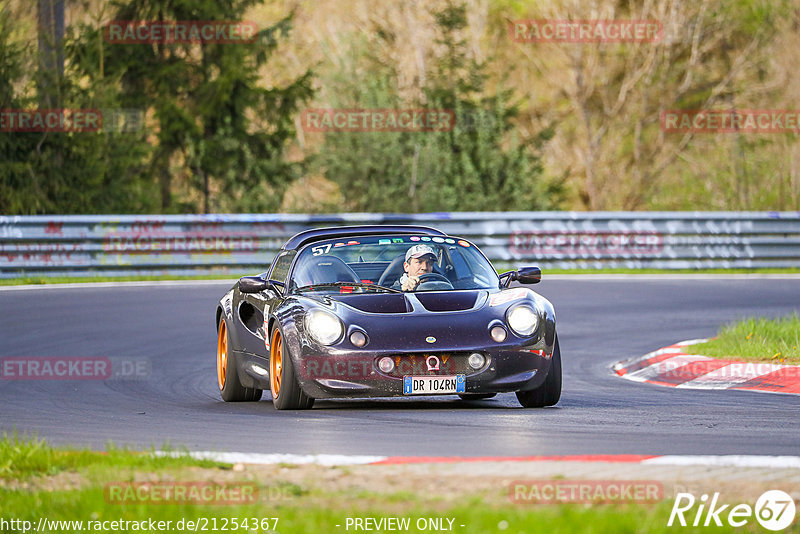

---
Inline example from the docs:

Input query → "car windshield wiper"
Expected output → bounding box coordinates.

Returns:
[293,282,403,294]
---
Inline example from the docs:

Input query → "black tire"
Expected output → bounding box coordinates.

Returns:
[516,334,562,408]
[217,316,262,402]
[269,325,314,410]
[458,393,497,400]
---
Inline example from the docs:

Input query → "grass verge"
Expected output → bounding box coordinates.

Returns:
[540,267,800,275]
[0,433,225,480]
[0,275,236,286]
[689,313,800,364]
[0,435,770,533]
[2,268,800,286]
[0,490,722,534]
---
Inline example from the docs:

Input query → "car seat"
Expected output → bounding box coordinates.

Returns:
[293,256,360,286]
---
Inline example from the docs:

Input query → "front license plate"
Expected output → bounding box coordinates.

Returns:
[403,375,465,395]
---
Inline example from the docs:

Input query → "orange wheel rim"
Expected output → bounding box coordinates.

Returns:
[217,320,227,390]
[270,330,282,398]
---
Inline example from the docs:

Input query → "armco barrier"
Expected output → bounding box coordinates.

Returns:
[1,212,799,278]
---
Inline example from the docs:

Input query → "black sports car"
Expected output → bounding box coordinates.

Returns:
[215,225,560,409]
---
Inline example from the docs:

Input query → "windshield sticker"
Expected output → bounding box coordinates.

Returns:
[392,238,404,243]
[445,238,455,244]
[378,239,391,245]
[334,242,345,247]
[458,240,470,247]
[347,240,360,245]
[420,237,432,241]
[490,287,530,306]
[432,237,444,243]
[410,236,420,241]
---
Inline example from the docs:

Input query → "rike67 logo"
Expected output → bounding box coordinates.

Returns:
[668,490,796,531]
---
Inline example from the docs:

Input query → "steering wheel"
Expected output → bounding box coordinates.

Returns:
[417,273,453,286]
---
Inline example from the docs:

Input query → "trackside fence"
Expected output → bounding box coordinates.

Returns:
[1,212,799,278]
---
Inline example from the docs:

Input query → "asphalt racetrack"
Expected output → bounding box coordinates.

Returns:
[1,277,799,457]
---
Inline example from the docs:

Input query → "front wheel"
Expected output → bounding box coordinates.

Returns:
[516,334,562,408]
[269,326,314,410]
[217,317,262,402]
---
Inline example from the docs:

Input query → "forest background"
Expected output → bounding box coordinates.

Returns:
[1,0,798,215]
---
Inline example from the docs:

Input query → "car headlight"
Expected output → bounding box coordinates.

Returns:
[305,309,343,345]
[506,304,539,336]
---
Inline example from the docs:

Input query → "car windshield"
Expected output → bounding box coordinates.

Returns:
[289,234,499,293]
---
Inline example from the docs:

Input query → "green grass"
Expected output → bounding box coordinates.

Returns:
[2,268,799,286]
[1,487,752,534]
[0,435,771,533]
[0,433,226,480]
[0,275,237,286]
[689,313,800,364]
[540,267,800,275]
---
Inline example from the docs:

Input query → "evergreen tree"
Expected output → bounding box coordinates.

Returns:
[316,1,558,212]
[1,0,311,214]
[72,0,313,213]
[0,5,155,214]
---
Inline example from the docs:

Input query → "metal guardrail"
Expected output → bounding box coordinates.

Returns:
[1,212,799,278]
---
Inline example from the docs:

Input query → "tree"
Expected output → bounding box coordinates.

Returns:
[36,0,64,108]
[0,3,156,214]
[507,0,790,210]
[314,1,558,213]
[68,0,313,213]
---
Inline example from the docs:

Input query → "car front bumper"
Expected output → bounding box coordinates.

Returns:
[290,343,554,399]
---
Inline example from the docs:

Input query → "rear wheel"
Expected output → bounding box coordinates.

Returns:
[217,317,262,402]
[516,334,562,408]
[269,326,314,410]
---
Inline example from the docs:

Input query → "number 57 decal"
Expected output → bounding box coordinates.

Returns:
[312,244,332,256]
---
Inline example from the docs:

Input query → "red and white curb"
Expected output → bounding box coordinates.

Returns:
[158,451,800,468]
[614,339,800,395]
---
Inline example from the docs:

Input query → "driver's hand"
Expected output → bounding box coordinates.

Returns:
[401,275,420,291]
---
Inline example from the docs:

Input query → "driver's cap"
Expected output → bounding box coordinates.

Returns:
[405,244,437,262]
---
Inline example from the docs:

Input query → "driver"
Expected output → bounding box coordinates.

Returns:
[394,244,437,291]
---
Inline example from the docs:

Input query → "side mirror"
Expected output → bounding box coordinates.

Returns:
[238,276,268,294]
[513,266,541,284]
